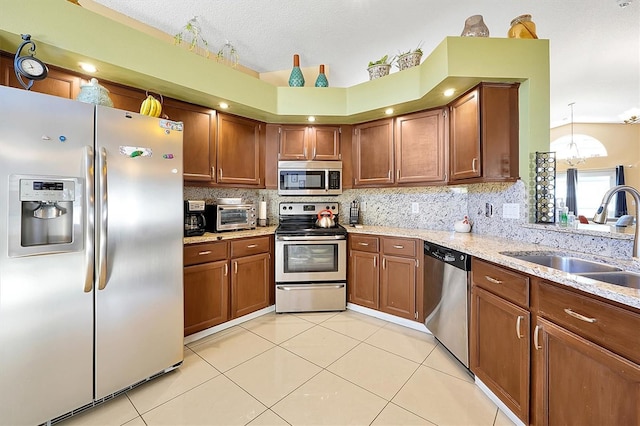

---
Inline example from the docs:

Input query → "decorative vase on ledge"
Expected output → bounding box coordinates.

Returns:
[288,54,305,87]
[461,15,490,37]
[315,64,329,87]
[367,64,391,80]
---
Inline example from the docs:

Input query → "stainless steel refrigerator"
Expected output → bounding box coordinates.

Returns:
[0,86,184,425]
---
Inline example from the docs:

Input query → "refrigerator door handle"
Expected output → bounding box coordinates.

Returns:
[84,145,95,293]
[97,147,109,290]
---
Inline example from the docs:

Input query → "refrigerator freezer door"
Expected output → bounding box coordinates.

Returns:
[94,106,184,399]
[0,87,95,425]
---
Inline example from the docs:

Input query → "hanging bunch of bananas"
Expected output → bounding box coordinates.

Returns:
[139,93,162,118]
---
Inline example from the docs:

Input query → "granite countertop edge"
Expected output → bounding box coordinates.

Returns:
[185,224,640,310]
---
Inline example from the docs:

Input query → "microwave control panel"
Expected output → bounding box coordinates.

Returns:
[328,171,341,190]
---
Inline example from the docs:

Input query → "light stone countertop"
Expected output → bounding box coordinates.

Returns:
[185,224,640,310]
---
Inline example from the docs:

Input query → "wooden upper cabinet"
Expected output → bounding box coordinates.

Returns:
[449,89,481,180]
[1,55,81,99]
[449,83,519,183]
[278,125,340,161]
[217,113,262,186]
[164,99,216,182]
[352,118,394,186]
[99,81,145,113]
[395,109,447,184]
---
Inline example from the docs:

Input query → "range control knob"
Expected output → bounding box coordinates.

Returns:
[332,205,336,210]
[326,205,330,210]
[282,206,286,210]
[288,206,293,210]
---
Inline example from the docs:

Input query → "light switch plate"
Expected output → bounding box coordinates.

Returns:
[411,202,419,214]
[503,203,520,219]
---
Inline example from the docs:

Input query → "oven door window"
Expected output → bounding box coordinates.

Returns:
[284,243,338,273]
[280,171,325,191]
[220,208,249,226]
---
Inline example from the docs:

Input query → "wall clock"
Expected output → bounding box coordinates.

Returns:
[14,34,49,90]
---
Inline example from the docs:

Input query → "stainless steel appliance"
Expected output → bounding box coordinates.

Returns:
[184,200,206,236]
[0,86,184,425]
[423,241,472,369]
[205,203,256,232]
[277,161,342,196]
[275,202,347,313]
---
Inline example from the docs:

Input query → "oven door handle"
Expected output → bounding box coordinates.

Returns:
[278,284,346,291]
[277,235,346,241]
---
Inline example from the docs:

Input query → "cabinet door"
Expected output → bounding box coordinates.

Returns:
[449,89,481,181]
[164,100,216,182]
[183,260,229,336]
[470,286,530,423]
[353,119,394,186]
[278,125,308,160]
[395,109,446,184]
[217,113,261,186]
[310,126,341,160]
[1,56,81,99]
[231,253,270,318]
[348,251,379,309]
[99,81,145,113]
[532,317,640,426]
[380,255,416,320]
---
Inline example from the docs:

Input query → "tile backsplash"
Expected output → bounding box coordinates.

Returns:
[184,180,634,259]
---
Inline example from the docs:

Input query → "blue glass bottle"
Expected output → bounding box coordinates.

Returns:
[315,64,329,87]
[288,54,305,87]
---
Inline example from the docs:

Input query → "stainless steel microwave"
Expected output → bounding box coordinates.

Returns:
[278,161,342,196]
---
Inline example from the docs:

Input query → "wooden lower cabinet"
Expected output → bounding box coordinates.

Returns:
[532,317,640,426]
[470,285,530,422]
[380,255,416,319]
[348,250,379,309]
[231,252,270,318]
[348,234,419,321]
[183,260,229,336]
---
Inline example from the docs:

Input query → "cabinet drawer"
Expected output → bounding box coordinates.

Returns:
[382,237,416,257]
[534,281,640,365]
[471,258,529,307]
[231,236,270,258]
[349,235,379,253]
[184,242,228,266]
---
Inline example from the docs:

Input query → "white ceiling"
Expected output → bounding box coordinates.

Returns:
[93,0,639,127]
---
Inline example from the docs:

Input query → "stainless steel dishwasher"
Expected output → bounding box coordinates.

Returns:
[423,241,472,368]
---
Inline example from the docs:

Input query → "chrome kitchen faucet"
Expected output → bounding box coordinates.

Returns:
[593,185,640,258]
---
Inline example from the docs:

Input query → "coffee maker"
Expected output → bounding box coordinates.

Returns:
[184,200,206,237]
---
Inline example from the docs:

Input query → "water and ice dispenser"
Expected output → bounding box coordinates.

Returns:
[8,175,84,257]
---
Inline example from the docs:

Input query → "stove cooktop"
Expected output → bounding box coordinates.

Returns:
[276,202,347,237]
[275,222,348,237]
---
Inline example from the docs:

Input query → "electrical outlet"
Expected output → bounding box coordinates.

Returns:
[360,201,367,212]
[503,203,520,219]
[411,202,419,214]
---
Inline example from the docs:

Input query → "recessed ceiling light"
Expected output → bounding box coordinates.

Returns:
[219,102,229,109]
[385,108,394,115]
[308,116,316,122]
[79,62,97,73]
[444,88,455,97]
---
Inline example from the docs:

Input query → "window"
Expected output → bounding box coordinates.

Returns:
[551,134,608,160]
[556,169,616,219]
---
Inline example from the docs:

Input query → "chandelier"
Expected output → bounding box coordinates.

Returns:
[565,102,585,167]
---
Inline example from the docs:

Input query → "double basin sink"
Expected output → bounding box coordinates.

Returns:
[500,252,640,290]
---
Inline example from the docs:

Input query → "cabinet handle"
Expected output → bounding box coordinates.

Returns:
[382,258,386,269]
[515,316,524,339]
[387,170,391,180]
[312,146,316,159]
[358,242,369,246]
[534,325,542,350]
[234,261,238,274]
[224,263,228,276]
[247,244,258,248]
[373,257,377,268]
[211,167,215,178]
[396,169,400,180]
[198,250,212,255]
[472,158,478,173]
[484,275,503,285]
[564,308,597,323]
[393,245,404,249]
[219,168,223,179]
[415,259,419,268]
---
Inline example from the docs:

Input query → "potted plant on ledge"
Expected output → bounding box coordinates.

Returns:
[367,54,394,80]
[396,44,423,71]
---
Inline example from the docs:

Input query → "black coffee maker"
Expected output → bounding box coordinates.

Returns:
[184,200,206,236]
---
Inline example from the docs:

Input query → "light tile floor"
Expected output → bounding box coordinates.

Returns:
[58,310,515,426]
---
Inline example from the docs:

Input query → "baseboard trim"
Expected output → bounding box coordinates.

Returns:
[475,376,525,426]
[184,305,276,345]
[346,303,430,333]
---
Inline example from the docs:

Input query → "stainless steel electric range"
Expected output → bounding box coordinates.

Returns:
[275,202,347,313]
